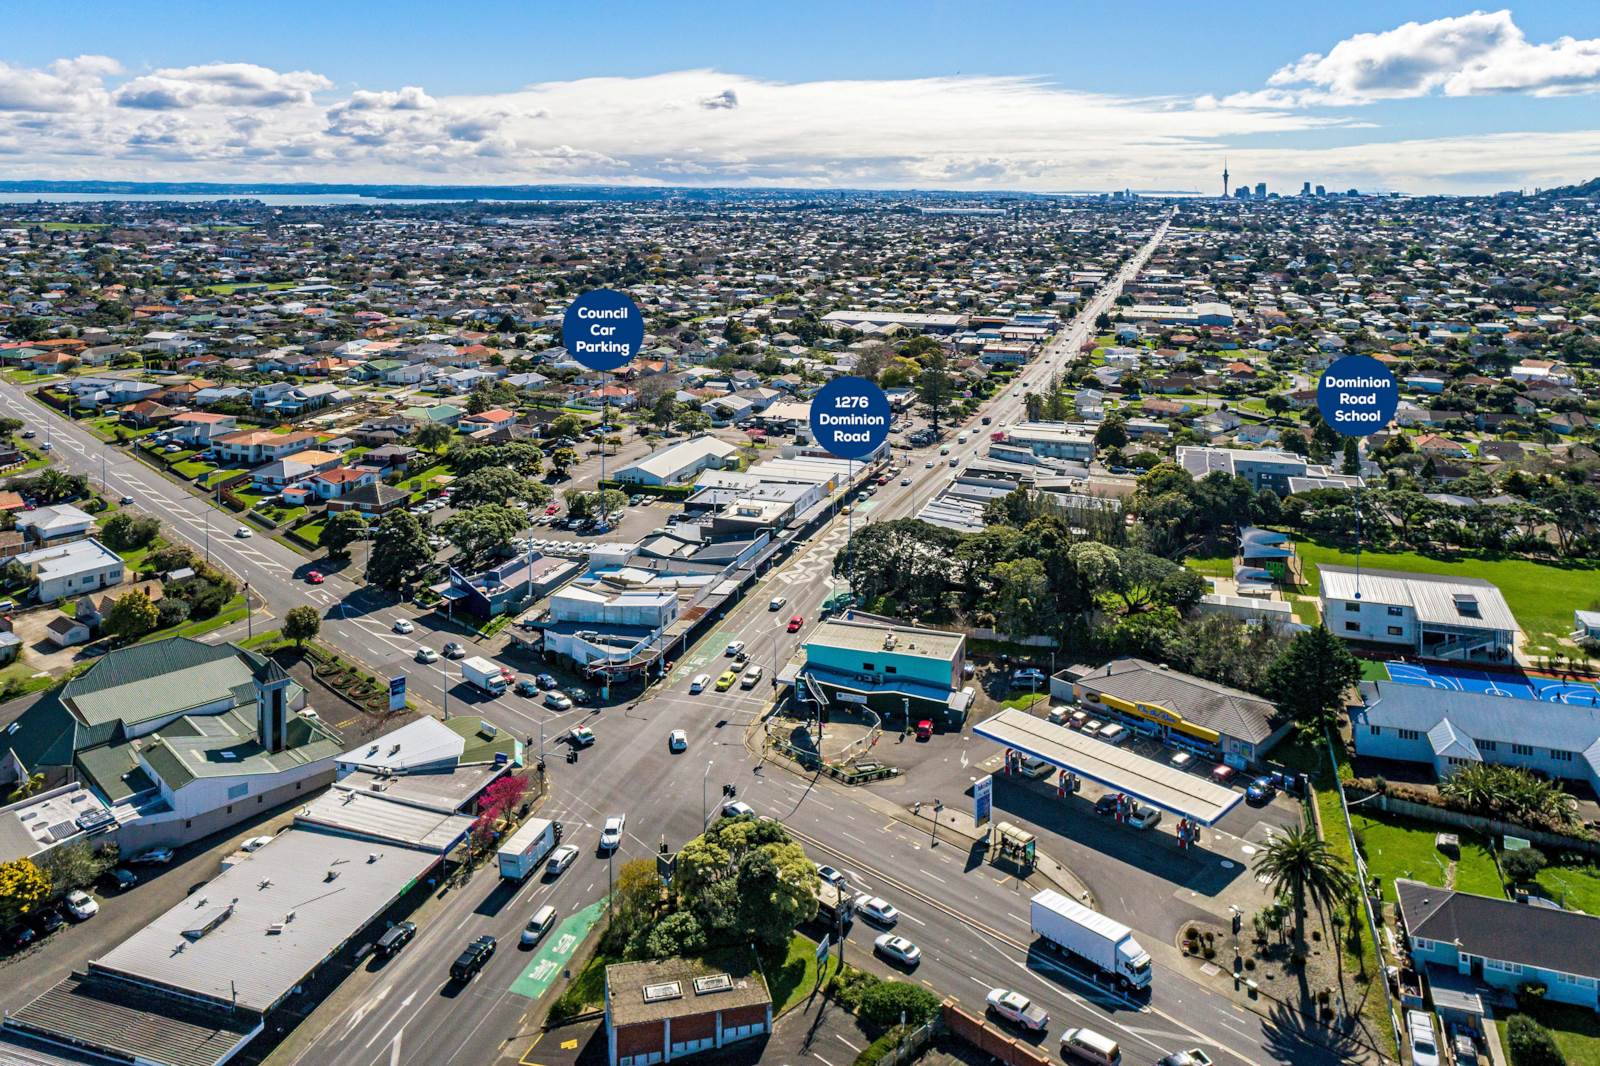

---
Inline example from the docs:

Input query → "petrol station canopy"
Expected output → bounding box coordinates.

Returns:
[974,708,1244,826]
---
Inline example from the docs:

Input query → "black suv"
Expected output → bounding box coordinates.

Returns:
[375,921,416,958]
[451,935,496,981]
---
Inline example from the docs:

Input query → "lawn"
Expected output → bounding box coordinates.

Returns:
[759,934,831,1016]
[1533,854,1600,915]
[1496,1002,1600,1066]
[1184,551,1233,579]
[173,458,218,480]
[1349,807,1504,903]
[1001,692,1048,711]
[1293,537,1600,657]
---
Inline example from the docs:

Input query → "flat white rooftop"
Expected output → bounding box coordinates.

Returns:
[974,708,1243,825]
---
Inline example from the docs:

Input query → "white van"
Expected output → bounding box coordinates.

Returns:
[520,904,558,946]
[1060,1027,1121,1066]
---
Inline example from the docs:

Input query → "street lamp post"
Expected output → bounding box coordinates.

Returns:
[701,759,715,829]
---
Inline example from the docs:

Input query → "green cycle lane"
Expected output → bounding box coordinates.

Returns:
[668,627,737,685]
[510,898,608,1000]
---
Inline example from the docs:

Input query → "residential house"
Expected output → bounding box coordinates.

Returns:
[16,504,94,547]
[15,539,124,603]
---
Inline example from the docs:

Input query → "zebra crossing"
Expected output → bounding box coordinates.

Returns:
[774,523,851,586]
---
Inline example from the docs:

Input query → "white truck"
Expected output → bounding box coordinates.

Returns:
[498,818,556,880]
[1029,889,1152,991]
[462,655,510,696]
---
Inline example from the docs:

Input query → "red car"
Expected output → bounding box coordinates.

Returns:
[544,503,560,515]
[306,571,324,585]
[915,719,933,740]
[787,615,804,633]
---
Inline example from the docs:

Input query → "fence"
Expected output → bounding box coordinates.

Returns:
[1353,790,1600,858]
[872,1018,940,1066]
[939,1001,1051,1066]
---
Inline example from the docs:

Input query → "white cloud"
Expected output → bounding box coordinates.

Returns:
[0,55,120,112]
[0,43,1597,193]
[114,62,332,109]
[1259,9,1600,105]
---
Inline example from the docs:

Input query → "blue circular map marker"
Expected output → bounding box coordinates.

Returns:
[1316,354,1398,437]
[810,377,891,460]
[563,289,644,372]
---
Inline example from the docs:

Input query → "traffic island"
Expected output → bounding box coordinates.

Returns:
[1173,913,1394,1065]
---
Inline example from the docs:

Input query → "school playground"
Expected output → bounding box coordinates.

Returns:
[1383,660,1600,706]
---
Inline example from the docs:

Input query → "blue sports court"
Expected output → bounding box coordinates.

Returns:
[1384,661,1600,706]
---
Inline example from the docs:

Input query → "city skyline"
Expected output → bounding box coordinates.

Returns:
[2,4,1600,193]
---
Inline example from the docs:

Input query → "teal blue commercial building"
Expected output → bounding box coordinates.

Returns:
[796,616,973,726]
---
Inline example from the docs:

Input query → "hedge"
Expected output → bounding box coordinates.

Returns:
[597,480,693,500]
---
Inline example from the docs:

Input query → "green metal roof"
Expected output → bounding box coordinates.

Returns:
[75,743,156,803]
[445,716,517,766]
[62,637,271,729]
[132,708,340,792]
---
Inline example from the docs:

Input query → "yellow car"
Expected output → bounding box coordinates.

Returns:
[715,670,740,691]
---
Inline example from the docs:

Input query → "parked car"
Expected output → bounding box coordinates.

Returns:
[544,691,573,711]
[668,729,688,753]
[874,933,921,967]
[119,495,134,505]
[64,890,99,921]
[534,673,558,690]
[450,935,496,981]
[599,815,625,850]
[1011,667,1047,688]
[106,868,137,891]
[855,895,899,926]
[514,677,540,697]
[1169,751,1194,770]
[1407,1011,1441,1066]
[1093,794,1119,816]
[1211,764,1237,786]
[1246,776,1277,804]
[130,847,174,866]
[367,921,414,959]
[1127,804,1162,830]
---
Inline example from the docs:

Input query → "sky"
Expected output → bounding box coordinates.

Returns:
[3,2,1600,193]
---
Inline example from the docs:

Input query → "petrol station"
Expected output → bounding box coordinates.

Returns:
[974,707,1245,842]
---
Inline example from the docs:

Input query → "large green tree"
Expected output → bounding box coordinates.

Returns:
[366,509,433,591]
[442,504,524,565]
[914,348,956,434]
[319,511,367,561]
[674,816,818,946]
[1263,625,1361,734]
[106,588,159,641]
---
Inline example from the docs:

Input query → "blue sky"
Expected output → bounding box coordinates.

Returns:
[2,3,1600,191]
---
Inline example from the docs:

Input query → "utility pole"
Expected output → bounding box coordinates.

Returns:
[701,759,714,829]
[244,581,252,640]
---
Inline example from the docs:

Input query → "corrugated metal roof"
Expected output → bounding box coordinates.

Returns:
[1357,681,1600,753]
[1319,565,1518,633]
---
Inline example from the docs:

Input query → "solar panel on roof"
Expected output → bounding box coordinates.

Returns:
[46,820,78,842]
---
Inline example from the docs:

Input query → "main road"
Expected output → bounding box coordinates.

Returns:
[6,210,1351,1066]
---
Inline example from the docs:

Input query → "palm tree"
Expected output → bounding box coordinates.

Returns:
[6,771,46,803]
[1252,822,1354,952]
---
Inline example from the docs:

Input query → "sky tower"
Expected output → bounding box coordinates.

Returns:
[1222,158,1229,198]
